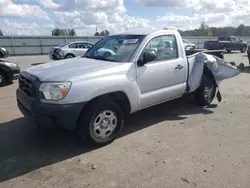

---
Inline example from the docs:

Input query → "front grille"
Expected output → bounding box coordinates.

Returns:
[19,75,37,98]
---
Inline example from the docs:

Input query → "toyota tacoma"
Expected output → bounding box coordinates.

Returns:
[16,30,243,145]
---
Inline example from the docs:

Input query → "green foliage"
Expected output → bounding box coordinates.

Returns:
[52,28,77,36]
[179,22,250,36]
[22,42,27,47]
[94,30,110,36]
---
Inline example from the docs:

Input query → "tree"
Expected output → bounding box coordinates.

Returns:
[199,21,209,36]
[94,32,101,36]
[94,30,110,36]
[0,30,3,36]
[234,24,246,36]
[67,29,76,36]
[52,28,77,36]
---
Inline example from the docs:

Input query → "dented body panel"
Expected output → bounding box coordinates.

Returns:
[188,52,243,93]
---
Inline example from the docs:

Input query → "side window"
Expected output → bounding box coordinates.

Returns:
[69,43,78,48]
[77,43,85,48]
[84,43,93,48]
[231,37,237,42]
[142,35,178,63]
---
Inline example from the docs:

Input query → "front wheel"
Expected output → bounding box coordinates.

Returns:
[0,71,6,87]
[65,54,75,59]
[194,70,216,106]
[77,99,124,145]
[241,46,247,53]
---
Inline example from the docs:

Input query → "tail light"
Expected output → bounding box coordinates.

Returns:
[216,41,220,47]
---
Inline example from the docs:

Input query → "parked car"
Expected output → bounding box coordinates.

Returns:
[183,39,195,50]
[204,36,247,53]
[49,41,115,60]
[17,30,243,146]
[0,59,20,86]
[0,47,9,58]
[49,41,95,60]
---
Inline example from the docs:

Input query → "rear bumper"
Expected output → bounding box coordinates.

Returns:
[49,50,65,60]
[16,88,87,130]
[1,50,9,58]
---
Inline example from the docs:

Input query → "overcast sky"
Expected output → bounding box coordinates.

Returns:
[0,0,250,36]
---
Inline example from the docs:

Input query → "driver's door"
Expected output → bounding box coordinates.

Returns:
[136,35,187,109]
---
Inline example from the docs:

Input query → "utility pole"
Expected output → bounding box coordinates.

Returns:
[124,14,130,31]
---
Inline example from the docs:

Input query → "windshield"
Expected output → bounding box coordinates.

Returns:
[83,35,146,62]
[59,42,70,47]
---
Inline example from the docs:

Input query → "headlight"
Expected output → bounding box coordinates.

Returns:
[39,82,71,100]
[5,62,17,68]
[0,62,18,68]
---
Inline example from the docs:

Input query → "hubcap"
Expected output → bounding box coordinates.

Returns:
[92,110,117,139]
[204,86,213,100]
[66,55,73,59]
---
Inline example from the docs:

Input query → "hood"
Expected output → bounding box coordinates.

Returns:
[23,57,128,82]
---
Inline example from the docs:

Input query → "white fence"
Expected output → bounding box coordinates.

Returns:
[1,36,250,56]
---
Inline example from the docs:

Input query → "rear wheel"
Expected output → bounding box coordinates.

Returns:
[0,71,6,87]
[65,54,75,59]
[77,98,124,145]
[222,46,231,53]
[194,69,216,106]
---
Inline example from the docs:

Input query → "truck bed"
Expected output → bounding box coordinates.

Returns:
[185,49,225,59]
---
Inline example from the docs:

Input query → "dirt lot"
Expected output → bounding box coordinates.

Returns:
[0,54,250,188]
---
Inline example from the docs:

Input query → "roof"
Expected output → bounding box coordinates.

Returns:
[68,41,93,44]
[112,28,179,36]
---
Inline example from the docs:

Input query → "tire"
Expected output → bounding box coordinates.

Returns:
[0,52,3,58]
[222,46,231,53]
[241,46,247,53]
[194,69,216,106]
[77,98,124,145]
[103,52,111,58]
[0,71,6,87]
[65,54,75,59]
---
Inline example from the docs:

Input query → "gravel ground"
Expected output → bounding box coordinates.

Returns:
[0,53,250,188]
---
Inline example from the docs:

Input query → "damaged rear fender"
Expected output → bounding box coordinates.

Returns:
[188,53,243,93]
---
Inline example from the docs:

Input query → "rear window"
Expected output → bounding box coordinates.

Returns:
[218,37,230,41]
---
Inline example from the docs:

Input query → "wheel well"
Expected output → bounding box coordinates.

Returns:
[65,53,75,57]
[203,66,217,87]
[82,91,131,115]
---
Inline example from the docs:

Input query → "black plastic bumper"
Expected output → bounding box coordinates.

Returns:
[9,68,20,80]
[16,88,87,130]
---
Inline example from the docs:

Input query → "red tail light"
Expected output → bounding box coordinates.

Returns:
[216,41,220,46]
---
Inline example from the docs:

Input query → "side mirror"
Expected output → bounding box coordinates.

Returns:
[137,51,157,66]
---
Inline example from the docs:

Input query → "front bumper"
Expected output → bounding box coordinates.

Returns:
[5,66,20,80]
[16,88,87,130]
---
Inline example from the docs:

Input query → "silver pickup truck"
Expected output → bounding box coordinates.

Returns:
[16,30,243,145]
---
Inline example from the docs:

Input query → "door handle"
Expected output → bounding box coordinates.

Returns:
[175,64,184,70]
